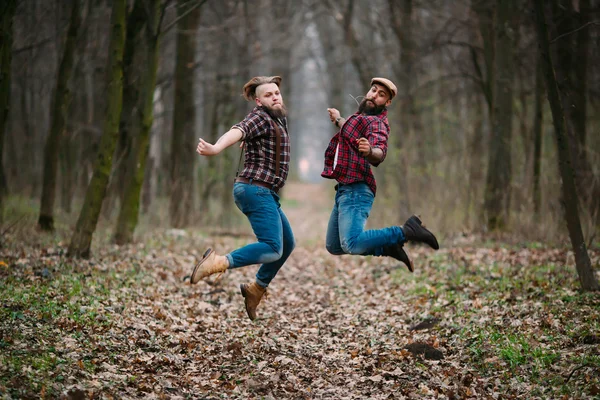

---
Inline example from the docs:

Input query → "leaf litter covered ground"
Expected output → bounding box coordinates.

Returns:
[1,183,600,399]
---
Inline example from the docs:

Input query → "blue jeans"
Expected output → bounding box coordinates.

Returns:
[326,182,405,256]
[226,182,295,288]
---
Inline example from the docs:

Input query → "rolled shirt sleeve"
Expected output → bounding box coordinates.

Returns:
[366,120,389,166]
[232,113,270,141]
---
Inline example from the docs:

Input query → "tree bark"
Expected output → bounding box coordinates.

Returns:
[467,92,485,225]
[533,0,598,291]
[114,0,161,245]
[471,0,495,115]
[322,0,371,85]
[169,0,200,228]
[388,0,414,215]
[484,0,514,230]
[271,0,295,181]
[68,0,126,258]
[102,0,147,221]
[0,0,17,224]
[570,0,600,229]
[38,0,82,231]
[552,0,600,231]
[59,133,76,213]
[532,53,544,217]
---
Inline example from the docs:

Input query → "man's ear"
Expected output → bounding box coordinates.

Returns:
[255,98,262,107]
[385,99,392,107]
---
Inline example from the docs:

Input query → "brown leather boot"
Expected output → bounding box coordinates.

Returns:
[240,282,267,321]
[190,248,229,284]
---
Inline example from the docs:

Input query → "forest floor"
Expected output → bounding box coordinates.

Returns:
[1,182,599,399]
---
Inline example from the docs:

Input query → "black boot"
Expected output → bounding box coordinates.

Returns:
[402,215,439,250]
[382,243,414,272]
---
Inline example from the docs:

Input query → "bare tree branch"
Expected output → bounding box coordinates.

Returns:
[161,0,209,35]
[550,21,599,44]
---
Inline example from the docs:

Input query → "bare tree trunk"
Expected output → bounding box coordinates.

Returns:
[471,0,495,114]
[38,0,82,231]
[533,0,598,291]
[532,53,544,217]
[388,0,414,215]
[341,0,371,85]
[102,0,146,221]
[169,0,200,228]
[466,2,492,226]
[68,0,126,258]
[0,0,17,224]
[21,77,36,195]
[59,133,76,213]
[517,67,530,190]
[322,0,371,85]
[484,0,514,230]
[114,0,162,245]
[570,0,600,229]
[467,92,485,225]
[552,0,600,231]
[314,10,345,192]
[271,0,295,181]
[199,80,219,220]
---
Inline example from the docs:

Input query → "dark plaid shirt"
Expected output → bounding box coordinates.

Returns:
[321,109,390,195]
[233,106,290,191]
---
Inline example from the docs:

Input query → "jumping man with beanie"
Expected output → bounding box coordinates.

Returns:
[322,77,439,271]
[191,76,295,321]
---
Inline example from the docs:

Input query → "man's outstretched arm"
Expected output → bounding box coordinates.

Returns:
[196,128,243,156]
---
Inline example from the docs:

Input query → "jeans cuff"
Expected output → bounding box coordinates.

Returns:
[225,254,234,268]
[255,278,268,288]
[398,226,406,244]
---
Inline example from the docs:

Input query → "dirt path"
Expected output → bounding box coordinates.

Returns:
[280,181,334,248]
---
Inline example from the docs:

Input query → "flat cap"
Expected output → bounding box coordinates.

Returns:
[371,77,397,99]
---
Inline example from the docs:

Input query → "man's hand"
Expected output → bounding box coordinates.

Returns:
[197,138,220,156]
[327,108,340,123]
[356,137,372,157]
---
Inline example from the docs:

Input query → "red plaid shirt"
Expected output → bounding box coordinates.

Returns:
[321,109,390,195]
[233,107,290,191]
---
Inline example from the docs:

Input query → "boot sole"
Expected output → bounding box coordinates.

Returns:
[190,248,214,284]
[398,246,414,273]
[406,258,414,273]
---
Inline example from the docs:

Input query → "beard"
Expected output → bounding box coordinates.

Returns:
[358,98,386,116]
[262,102,288,118]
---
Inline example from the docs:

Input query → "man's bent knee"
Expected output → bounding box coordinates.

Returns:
[340,240,363,255]
[326,243,346,255]
[257,251,282,264]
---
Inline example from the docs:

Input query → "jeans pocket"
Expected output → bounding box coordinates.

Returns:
[255,186,271,197]
[355,192,373,218]
[233,183,247,210]
[357,192,374,201]
[233,182,245,196]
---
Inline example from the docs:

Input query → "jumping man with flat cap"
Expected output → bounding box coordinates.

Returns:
[322,77,439,272]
